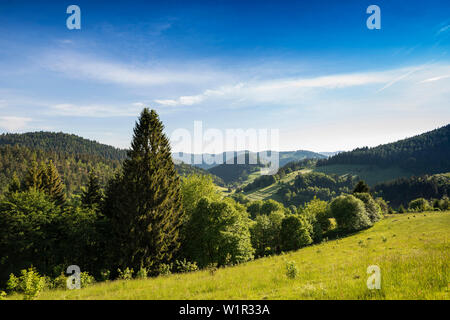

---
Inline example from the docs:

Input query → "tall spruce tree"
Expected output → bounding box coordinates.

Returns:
[42,160,66,205]
[103,108,183,272]
[81,171,103,209]
[23,160,44,191]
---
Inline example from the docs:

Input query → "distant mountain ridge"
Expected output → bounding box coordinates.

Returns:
[173,149,326,170]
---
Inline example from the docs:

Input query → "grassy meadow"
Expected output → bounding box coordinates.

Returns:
[9,211,449,300]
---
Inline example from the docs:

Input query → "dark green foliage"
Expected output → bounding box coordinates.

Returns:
[318,124,450,174]
[276,172,355,207]
[260,199,285,215]
[0,135,220,196]
[207,153,264,184]
[0,144,120,196]
[353,193,382,223]
[408,198,430,212]
[329,195,372,232]
[375,197,390,215]
[373,173,450,208]
[103,108,184,272]
[42,160,66,205]
[0,190,101,287]
[183,198,254,267]
[0,131,127,160]
[245,199,285,218]
[246,200,263,219]
[353,180,370,193]
[250,211,284,257]
[280,215,312,251]
[398,204,406,213]
[20,160,66,205]
[81,171,103,210]
[243,175,276,192]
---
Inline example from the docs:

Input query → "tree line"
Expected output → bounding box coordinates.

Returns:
[317,124,450,174]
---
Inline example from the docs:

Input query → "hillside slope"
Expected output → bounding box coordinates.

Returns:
[174,150,326,170]
[0,133,224,193]
[317,124,450,175]
[0,132,127,160]
[14,211,449,300]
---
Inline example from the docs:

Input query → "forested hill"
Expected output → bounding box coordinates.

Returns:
[0,131,128,160]
[0,132,224,194]
[317,124,450,174]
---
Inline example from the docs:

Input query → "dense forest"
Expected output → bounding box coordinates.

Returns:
[276,172,356,206]
[373,173,450,208]
[207,152,266,184]
[0,139,223,195]
[317,124,450,174]
[0,132,128,160]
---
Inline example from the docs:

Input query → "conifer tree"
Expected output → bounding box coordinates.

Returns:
[81,171,103,209]
[7,172,21,194]
[353,180,370,193]
[104,108,183,271]
[42,160,66,205]
[23,160,44,191]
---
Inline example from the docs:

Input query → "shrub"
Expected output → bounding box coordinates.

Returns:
[329,195,372,232]
[183,198,254,267]
[80,272,95,287]
[206,263,218,276]
[175,259,198,273]
[375,197,390,215]
[280,215,313,251]
[0,291,6,300]
[398,204,406,213]
[299,197,331,243]
[157,263,172,276]
[7,267,46,300]
[285,261,299,279]
[52,273,68,289]
[353,193,382,223]
[117,267,134,280]
[136,267,148,279]
[100,269,111,281]
[408,198,430,212]
[250,210,284,257]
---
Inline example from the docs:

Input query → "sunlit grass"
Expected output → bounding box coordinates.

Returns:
[8,211,449,300]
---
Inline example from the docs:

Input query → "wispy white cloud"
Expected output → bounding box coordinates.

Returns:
[42,52,227,87]
[420,74,450,83]
[153,65,442,108]
[0,116,32,132]
[48,103,143,117]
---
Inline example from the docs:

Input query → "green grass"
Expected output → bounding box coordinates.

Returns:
[314,164,413,186]
[9,211,449,300]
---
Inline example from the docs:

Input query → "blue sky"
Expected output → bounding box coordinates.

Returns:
[0,0,449,152]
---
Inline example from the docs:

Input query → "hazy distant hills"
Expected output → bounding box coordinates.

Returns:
[173,150,326,170]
